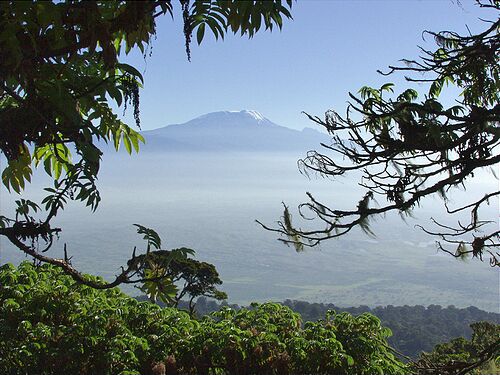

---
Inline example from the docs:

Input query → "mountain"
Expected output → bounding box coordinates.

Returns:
[140,110,330,152]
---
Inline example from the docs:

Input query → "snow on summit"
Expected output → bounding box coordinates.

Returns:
[141,110,330,152]
[195,110,269,124]
[228,110,266,122]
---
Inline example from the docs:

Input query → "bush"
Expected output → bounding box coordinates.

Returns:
[0,262,407,374]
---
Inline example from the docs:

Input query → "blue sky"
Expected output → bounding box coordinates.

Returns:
[124,1,497,131]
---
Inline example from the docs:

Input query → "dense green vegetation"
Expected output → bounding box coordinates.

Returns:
[132,249,227,315]
[2,262,498,374]
[0,262,407,375]
[188,298,500,359]
[416,322,500,375]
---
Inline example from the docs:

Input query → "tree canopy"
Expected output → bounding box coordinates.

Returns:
[2,261,498,374]
[0,0,293,287]
[131,248,228,315]
[0,262,407,375]
[260,1,499,266]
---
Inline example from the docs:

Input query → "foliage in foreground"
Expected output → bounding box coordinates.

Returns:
[192,298,500,359]
[0,262,406,375]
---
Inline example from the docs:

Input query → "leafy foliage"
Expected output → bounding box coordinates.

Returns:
[280,300,500,360]
[259,1,500,266]
[187,297,500,360]
[415,322,500,374]
[130,248,227,314]
[0,262,407,375]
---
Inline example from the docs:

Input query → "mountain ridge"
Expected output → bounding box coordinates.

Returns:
[140,110,330,152]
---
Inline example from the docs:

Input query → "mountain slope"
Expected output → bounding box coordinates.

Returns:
[140,110,330,152]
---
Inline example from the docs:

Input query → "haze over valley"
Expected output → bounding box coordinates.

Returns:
[1,110,498,311]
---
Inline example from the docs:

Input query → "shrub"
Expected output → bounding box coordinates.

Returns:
[0,262,407,374]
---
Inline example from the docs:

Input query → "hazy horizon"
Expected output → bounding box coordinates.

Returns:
[1,112,498,312]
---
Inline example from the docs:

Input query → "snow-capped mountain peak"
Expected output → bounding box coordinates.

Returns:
[228,110,266,122]
[141,110,330,152]
[193,110,269,125]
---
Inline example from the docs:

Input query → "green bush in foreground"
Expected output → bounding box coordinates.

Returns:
[0,262,407,374]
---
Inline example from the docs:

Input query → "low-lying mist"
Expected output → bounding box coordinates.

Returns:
[1,150,498,311]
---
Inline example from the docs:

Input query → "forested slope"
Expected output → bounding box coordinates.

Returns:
[188,298,500,359]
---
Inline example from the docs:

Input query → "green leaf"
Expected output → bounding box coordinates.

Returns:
[2,154,32,193]
[129,133,141,153]
[196,23,206,45]
[123,135,132,154]
[380,83,394,92]
[346,355,354,366]
[134,224,162,250]
[116,63,144,84]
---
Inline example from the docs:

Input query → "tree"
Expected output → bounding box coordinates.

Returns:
[415,321,500,375]
[259,0,499,266]
[0,1,293,287]
[131,248,228,315]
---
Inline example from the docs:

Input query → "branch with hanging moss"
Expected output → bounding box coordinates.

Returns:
[0,221,187,290]
[260,9,499,266]
[258,152,499,248]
